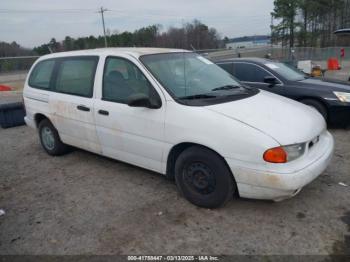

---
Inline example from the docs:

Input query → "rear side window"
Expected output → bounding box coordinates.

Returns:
[55,57,98,97]
[28,60,55,89]
[233,63,272,83]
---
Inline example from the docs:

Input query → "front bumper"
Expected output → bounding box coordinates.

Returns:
[225,131,334,201]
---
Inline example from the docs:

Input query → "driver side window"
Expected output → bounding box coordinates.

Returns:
[233,63,273,83]
[102,57,157,104]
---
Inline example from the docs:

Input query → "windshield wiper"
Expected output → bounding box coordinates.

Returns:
[212,85,241,91]
[179,94,217,100]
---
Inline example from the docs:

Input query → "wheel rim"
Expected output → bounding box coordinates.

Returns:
[41,126,55,150]
[183,162,216,195]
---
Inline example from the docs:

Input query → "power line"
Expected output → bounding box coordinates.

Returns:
[0,8,95,13]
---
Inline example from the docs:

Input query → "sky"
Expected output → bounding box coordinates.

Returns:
[0,0,275,48]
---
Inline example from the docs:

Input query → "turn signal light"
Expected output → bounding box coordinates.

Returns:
[263,147,287,163]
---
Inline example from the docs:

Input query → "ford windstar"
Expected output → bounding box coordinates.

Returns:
[23,48,334,208]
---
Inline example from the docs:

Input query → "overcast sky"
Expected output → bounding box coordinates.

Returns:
[0,0,274,48]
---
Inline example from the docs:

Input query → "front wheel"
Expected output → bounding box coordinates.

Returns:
[175,146,236,208]
[38,119,69,156]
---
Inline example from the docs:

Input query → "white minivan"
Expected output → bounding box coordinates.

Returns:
[23,48,334,208]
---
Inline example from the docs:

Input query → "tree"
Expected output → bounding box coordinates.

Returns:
[272,0,350,47]
[49,38,61,52]
[32,20,222,54]
[272,0,300,47]
[0,41,33,57]
[63,36,74,51]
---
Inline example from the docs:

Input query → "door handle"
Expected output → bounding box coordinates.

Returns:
[98,109,109,116]
[77,105,90,112]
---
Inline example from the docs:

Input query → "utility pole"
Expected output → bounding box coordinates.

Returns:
[181,18,186,49]
[98,7,109,47]
[270,14,273,55]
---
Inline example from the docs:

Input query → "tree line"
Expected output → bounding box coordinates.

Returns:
[33,20,222,55]
[0,41,34,57]
[272,0,350,47]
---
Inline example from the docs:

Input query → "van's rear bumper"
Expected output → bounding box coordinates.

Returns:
[225,131,334,201]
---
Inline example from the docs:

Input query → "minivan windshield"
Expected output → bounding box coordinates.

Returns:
[140,52,247,100]
[264,62,306,81]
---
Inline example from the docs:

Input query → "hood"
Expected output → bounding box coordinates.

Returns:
[206,91,326,145]
[297,78,350,92]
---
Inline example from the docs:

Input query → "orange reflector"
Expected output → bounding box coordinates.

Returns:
[263,147,287,163]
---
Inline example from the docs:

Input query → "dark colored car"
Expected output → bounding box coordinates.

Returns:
[216,58,350,126]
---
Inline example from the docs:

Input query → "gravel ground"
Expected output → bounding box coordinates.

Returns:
[0,125,349,256]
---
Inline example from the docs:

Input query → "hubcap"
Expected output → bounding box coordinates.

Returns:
[41,126,55,150]
[184,162,216,195]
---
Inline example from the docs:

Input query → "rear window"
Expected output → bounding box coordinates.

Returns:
[28,60,55,89]
[55,57,98,97]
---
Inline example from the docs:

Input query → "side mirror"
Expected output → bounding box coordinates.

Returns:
[127,94,161,109]
[264,76,278,86]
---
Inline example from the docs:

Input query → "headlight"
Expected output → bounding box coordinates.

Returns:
[263,143,306,163]
[333,91,350,102]
[283,143,306,161]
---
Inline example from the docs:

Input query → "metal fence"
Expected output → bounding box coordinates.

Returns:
[0,56,39,73]
[206,46,350,63]
[0,47,349,83]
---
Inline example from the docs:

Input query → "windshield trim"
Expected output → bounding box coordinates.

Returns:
[139,52,257,106]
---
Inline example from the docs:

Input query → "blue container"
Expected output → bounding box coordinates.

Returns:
[0,102,25,128]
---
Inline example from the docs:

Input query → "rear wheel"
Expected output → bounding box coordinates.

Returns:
[175,146,235,208]
[38,119,69,156]
[300,99,327,121]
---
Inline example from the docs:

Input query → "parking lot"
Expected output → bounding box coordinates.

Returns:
[0,125,349,255]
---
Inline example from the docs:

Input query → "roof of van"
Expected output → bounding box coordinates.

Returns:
[40,47,190,59]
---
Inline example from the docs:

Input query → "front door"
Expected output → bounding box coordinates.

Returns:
[94,56,166,173]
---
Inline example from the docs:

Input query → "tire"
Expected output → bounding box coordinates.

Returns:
[174,146,236,208]
[300,99,328,121]
[38,119,69,156]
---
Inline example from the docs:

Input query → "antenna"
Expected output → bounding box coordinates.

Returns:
[97,7,109,47]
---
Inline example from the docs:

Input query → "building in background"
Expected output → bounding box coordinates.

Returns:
[225,35,271,49]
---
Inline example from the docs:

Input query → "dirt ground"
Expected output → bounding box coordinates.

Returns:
[0,125,349,256]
